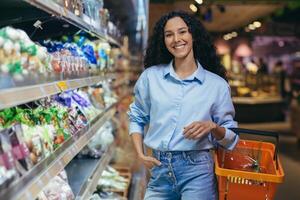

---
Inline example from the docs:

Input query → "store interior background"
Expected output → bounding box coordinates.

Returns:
[0,0,300,199]
[147,1,300,200]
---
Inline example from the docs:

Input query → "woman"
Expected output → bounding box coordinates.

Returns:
[128,11,239,200]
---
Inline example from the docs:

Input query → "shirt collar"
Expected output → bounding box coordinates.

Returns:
[163,60,205,84]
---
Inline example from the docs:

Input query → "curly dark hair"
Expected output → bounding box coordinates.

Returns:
[144,10,227,80]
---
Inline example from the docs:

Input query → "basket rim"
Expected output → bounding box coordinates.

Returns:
[214,154,284,183]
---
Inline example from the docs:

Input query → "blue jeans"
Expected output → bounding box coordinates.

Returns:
[144,150,217,200]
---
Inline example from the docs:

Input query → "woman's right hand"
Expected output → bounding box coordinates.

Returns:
[138,154,162,169]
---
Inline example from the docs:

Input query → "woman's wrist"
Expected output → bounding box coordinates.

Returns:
[210,122,225,140]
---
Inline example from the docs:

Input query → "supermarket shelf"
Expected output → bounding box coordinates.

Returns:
[0,104,117,200]
[74,143,116,200]
[23,0,121,46]
[0,75,113,110]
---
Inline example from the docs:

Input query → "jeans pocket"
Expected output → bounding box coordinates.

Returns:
[150,164,164,179]
[186,152,210,165]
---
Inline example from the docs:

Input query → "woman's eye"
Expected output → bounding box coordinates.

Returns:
[165,34,172,38]
[179,30,187,34]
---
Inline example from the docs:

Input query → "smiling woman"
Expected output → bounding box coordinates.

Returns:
[164,18,193,63]
[128,11,239,200]
[144,11,227,80]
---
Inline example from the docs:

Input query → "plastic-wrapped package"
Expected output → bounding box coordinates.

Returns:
[6,124,33,172]
[0,26,51,80]
[21,124,45,165]
[79,121,114,158]
[38,170,74,200]
[0,129,19,188]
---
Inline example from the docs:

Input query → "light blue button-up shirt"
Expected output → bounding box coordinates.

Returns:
[128,61,239,151]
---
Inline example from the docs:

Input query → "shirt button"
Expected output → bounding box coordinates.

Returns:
[168,172,172,176]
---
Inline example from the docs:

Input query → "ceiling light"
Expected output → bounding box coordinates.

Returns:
[248,24,256,30]
[253,21,261,28]
[189,4,198,13]
[223,35,231,40]
[231,32,238,37]
[195,0,203,5]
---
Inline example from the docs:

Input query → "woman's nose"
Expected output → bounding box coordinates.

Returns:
[174,33,179,42]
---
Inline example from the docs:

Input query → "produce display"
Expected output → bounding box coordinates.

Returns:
[0,26,123,90]
[0,80,117,190]
[0,0,133,199]
[0,27,50,80]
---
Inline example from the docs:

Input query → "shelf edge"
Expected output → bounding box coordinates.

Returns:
[0,75,110,110]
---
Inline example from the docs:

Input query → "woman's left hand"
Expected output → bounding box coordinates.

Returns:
[183,121,217,140]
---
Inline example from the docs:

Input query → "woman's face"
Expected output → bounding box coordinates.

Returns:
[164,17,194,59]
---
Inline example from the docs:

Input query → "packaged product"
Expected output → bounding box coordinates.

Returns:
[37,170,74,200]
[21,124,45,165]
[6,124,33,172]
[0,129,19,187]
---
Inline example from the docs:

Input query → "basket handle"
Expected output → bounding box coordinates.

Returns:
[228,128,279,170]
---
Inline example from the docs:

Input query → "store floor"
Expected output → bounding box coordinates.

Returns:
[240,122,300,200]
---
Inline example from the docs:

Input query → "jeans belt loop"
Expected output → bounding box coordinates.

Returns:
[182,151,187,160]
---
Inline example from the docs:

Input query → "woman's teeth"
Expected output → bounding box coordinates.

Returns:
[174,44,185,49]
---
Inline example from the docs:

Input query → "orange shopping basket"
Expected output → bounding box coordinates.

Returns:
[214,128,284,200]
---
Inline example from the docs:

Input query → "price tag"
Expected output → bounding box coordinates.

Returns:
[57,81,68,91]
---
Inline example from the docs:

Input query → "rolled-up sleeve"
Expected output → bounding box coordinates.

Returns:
[127,71,150,136]
[211,85,239,150]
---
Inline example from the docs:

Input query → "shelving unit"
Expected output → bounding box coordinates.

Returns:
[23,0,121,46]
[0,74,114,110]
[0,0,142,199]
[0,104,117,200]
